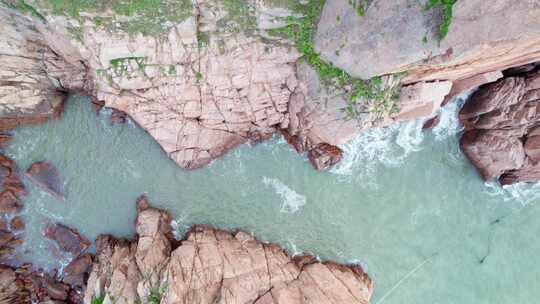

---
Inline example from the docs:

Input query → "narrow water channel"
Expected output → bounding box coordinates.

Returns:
[5,94,540,304]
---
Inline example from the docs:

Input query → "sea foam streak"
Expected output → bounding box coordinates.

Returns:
[262,177,306,213]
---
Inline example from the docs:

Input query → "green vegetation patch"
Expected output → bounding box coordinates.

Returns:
[40,0,193,36]
[426,0,457,40]
[91,296,105,304]
[268,0,401,121]
[348,0,372,17]
[147,287,164,304]
[218,0,257,34]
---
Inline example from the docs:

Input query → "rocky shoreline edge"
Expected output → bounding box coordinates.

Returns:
[0,154,373,304]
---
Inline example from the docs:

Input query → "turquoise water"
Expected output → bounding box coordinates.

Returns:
[5,95,540,303]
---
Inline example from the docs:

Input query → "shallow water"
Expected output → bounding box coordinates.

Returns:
[5,95,540,303]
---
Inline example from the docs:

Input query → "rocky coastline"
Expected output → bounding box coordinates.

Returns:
[1,0,540,303]
[0,155,374,303]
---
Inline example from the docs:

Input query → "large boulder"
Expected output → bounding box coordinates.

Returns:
[315,0,441,79]
[316,0,540,82]
[26,161,65,201]
[460,67,540,184]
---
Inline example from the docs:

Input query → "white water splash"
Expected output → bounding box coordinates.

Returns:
[502,182,540,207]
[171,211,191,239]
[262,177,306,213]
[432,99,465,141]
[331,119,426,177]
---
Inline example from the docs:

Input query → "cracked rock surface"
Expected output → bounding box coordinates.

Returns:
[84,196,374,304]
[29,0,300,170]
[460,66,540,184]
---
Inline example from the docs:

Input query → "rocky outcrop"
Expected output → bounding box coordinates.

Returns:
[85,196,374,304]
[0,5,86,131]
[460,67,540,184]
[309,0,540,155]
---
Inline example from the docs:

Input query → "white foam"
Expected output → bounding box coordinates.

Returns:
[502,182,540,207]
[262,177,306,213]
[331,119,426,177]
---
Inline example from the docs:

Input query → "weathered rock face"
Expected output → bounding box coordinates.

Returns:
[316,0,540,82]
[85,196,374,304]
[283,63,452,166]
[0,5,86,131]
[11,0,299,170]
[460,67,540,184]
[26,161,65,201]
[0,154,26,265]
[312,0,540,152]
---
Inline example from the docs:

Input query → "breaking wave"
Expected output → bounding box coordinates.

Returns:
[331,92,471,177]
[330,118,426,177]
[262,177,307,213]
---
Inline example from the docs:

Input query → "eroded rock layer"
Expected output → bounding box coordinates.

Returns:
[84,196,374,304]
[460,67,540,184]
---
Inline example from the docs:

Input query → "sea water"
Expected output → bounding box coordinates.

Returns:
[5,95,540,303]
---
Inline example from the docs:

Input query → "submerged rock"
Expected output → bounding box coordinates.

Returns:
[42,223,90,257]
[26,161,65,201]
[460,67,540,184]
[85,196,374,304]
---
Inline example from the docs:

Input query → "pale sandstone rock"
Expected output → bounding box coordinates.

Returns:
[85,198,373,304]
[0,5,85,131]
[405,0,540,83]
[315,0,540,83]
[22,1,300,170]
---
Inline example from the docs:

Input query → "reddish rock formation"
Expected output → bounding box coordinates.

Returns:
[9,216,24,231]
[460,67,540,184]
[84,196,374,304]
[308,143,344,171]
[42,223,90,257]
[26,161,65,201]
[0,154,25,263]
[0,264,83,303]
